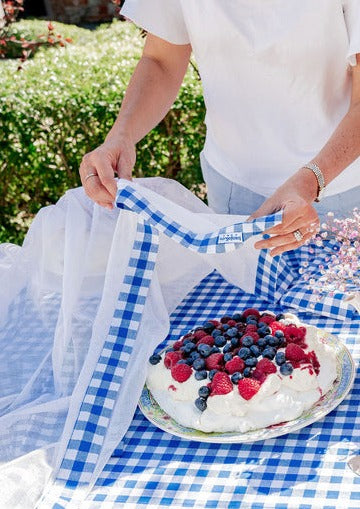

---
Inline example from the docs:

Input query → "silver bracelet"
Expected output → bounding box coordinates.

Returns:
[303,163,326,202]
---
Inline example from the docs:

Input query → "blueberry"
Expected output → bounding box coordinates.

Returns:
[274,330,285,338]
[238,347,251,359]
[185,359,193,366]
[246,318,258,325]
[195,370,208,380]
[197,344,212,357]
[242,336,254,347]
[267,336,280,347]
[275,352,286,365]
[231,337,239,347]
[198,386,210,398]
[189,351,201,361]
[264,334,275,345]
[182,338,194,345]
[224,352,233,362]
[232,313,242,322]
[210,346,221,354]
[222,324,230,331]
[177,359,188,365]
[243,367,252,377]
[262,347,276,360]
[195,397,207,412]
[231,372,243,384]
[257,337,267,348]
[203,321,215,333]
[280,363,293,376]
[193,358,206,371]
[212,329,222,338]
[227,327,238,338]
[214,335,227,347]
[245,356,258,367]
[149,354,161,365]
[276,313,285,321]
[183,342,196,354]
[209,369,218,380]
[223,343,233,354]
[258,325,272,337]
[250,345,261,357]
[166,347,175,353]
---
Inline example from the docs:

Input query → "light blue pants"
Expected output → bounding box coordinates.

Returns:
[202,156,359,221]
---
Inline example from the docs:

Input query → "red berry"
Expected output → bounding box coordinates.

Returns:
[245,324,258,332]
[242,330,259,343]
[171,363,192,383]
[238,378,261,400]
[164,351,182,369]
[242,308,261,319]
[284,325,306,343]
[172,340,183,351]
[285,344,307,362]
[256,358,277,374]
[225,357,245,374]
[227,319,237,327]
[210,372,233,395]
[270,321,286,335]
[194,330,207,341]
[197,335,215,346]
[259,315,275,325]
[205,353,224,371]
[307,350,320,375]
[220,315,232,324]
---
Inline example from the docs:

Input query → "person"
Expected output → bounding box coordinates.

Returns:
[79,0,360,256]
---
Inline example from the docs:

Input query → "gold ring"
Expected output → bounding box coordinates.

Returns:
[85,172,98,182]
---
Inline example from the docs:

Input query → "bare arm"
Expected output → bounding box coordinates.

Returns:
[80,34,191,208]
[253,55,360,255]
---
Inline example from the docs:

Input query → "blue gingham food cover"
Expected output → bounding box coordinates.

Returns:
[0,178,358,508]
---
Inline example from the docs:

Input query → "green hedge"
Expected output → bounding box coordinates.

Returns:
[0,20,205,244]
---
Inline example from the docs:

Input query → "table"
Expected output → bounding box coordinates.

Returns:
[83,270,360,509]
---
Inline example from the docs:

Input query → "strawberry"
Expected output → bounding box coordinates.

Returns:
[164,351,182,369]
[238,378,261,400]
[285,344,307,362]
[256,358,277,374]
[197,335,215,346]
[242,308,261,319]
[205,353,224,371]
[225,357,245,374]
[210,372,233,395]
[171,363,192,383]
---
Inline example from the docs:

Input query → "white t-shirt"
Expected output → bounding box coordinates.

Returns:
[122,0,360,197]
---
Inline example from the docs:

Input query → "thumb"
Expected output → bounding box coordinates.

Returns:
[117,152,134,182]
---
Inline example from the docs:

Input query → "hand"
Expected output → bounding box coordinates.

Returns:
[249,173,320,256]
[79,134,136,209]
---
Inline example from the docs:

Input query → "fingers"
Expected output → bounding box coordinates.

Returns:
[254,200,319,255]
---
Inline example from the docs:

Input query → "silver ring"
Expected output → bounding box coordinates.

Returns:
[85,172,98,182]
[293,229,304,242]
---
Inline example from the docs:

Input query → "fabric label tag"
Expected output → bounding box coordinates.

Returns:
[217,232,243,244]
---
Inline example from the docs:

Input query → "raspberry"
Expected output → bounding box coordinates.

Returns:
[197,335,215,346]
[270,321,286,335]
[225,357,245,374]
[209,319,221,327]
[242,308,261,319]
[307,350,320,375]
[227,319,237,327]
[210,372,233,395]
[285,344,307,362]
[220,315,232,324]
[284,325,306,343]
[242,330,259,343]
[259,315,275,325]
[256,358,277,374]
[205,353,224,371]
[194,330,207,341]
[245,324,258,332]
[238,378,261,400]
[172,340,183,351]
[171,363,192,382]
[164,351,182,369]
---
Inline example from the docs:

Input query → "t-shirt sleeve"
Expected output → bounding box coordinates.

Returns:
[121,0,190,45]
[343,0,360,65]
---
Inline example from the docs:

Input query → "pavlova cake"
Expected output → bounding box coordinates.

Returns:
[147,308,337,433]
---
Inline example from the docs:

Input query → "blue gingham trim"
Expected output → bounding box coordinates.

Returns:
[45,221,160,500]
[116,184,283,254]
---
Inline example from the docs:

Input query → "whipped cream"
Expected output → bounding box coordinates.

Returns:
[146,313,338,433]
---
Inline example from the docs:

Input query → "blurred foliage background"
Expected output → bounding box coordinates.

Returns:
[0,19,206,244]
